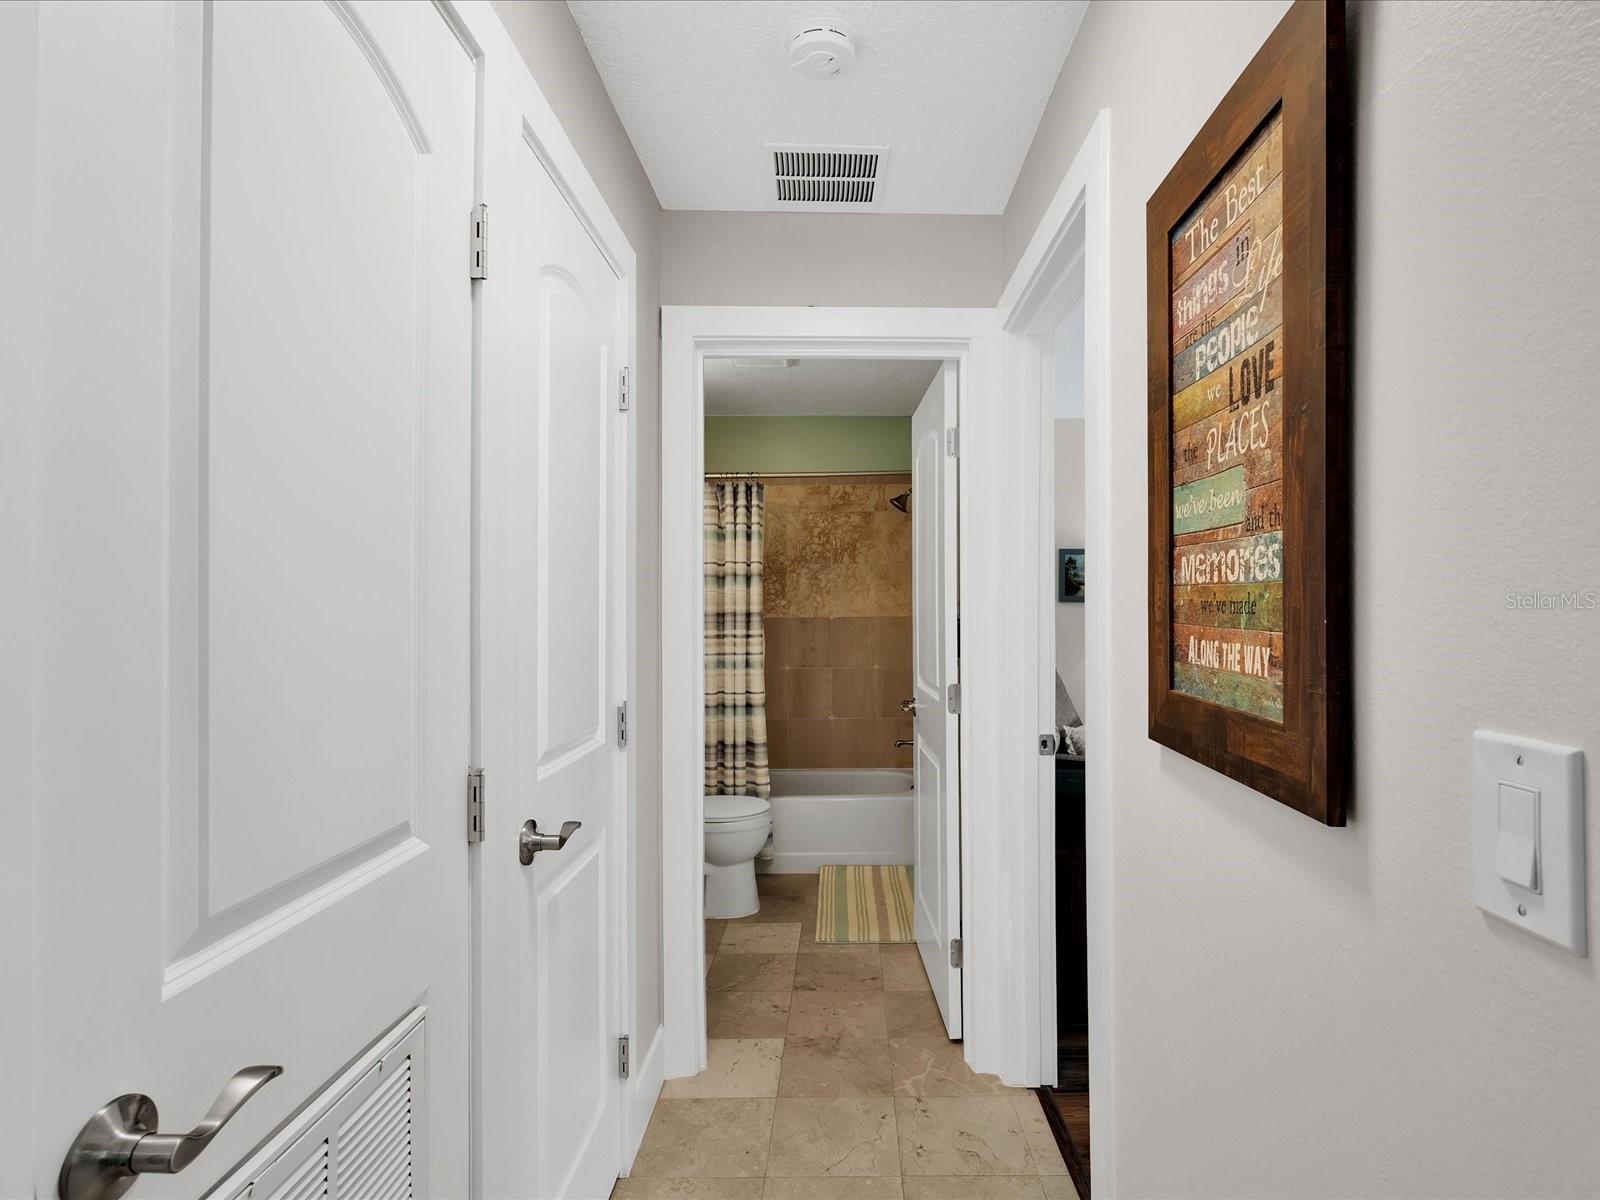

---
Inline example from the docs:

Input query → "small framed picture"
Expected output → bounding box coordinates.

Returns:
[1058,549,1085,603]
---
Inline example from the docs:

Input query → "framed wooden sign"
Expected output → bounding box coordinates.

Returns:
[1146,0,1351,825]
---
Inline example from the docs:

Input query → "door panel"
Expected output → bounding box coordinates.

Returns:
[912,362,963,1037]
[537,279,608,770]
[198,0,430,930]
[485,96,627,1200]
[32,2,475,1194]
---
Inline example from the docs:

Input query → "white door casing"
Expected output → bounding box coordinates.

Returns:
[912,363,964,1037]
[474,35,632,1197]
[31,1,476,1196]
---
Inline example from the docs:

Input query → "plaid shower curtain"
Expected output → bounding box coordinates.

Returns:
[704,480,771,798]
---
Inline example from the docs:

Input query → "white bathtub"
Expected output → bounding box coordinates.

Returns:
[761,768,914,873]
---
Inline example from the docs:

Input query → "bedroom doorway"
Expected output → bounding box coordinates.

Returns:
[995,108,1111,1200]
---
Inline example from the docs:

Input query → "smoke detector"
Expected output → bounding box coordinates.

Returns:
[787,22,856,80]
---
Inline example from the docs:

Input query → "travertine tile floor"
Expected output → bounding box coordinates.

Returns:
[613,873,1072,1200]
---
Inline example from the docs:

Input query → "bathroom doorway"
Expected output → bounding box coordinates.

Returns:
[699,355,965,1034]
[659,308,997,1082]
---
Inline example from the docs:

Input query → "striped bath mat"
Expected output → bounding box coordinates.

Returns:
[815,865,915,944]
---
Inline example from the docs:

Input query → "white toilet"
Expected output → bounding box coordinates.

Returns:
[703,794,774,919]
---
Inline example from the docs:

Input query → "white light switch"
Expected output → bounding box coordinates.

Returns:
[1473,732,1586,955]
[1495,782,1540,892]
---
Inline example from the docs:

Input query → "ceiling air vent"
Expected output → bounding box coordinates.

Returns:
[767,144,887,208]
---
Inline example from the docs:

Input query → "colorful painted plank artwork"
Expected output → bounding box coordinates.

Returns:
[1169,109,1286,722]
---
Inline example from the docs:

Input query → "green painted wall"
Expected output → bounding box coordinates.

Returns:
[704,416,912,474]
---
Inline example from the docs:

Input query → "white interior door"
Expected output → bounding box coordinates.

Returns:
[474,64,630,1200]
[29,1,476,1196]
[912,362,964,1037]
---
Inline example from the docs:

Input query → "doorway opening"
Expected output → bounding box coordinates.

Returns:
[698,356,965,1040]
[996,108,1111,1200]
[659,310,998,1084]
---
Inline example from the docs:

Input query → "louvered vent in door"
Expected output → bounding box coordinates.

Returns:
[216,1010,426,1200]
[768,144,887,206]
[333,1050,413,1199]
[266,1141,330,1200]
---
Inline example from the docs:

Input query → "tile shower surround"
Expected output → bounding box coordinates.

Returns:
[758,476,913,771]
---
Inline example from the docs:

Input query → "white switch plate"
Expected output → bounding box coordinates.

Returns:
[1472,731,1587,954]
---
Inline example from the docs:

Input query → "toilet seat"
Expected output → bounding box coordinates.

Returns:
[705,794,771,823]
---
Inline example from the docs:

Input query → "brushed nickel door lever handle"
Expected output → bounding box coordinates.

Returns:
[59,1065,282,1200]
[519,818,582,865]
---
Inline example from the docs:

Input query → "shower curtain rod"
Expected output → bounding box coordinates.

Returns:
[703,469,910,479]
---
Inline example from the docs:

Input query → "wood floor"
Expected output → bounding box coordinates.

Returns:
[614,872,1075,1199]
[1036,1031,1090,1199]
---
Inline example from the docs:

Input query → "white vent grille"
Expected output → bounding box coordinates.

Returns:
[769,144,886,206]
[267,1142,329,1200]
[216,1010,426,1200]
[334,1054,413,1199]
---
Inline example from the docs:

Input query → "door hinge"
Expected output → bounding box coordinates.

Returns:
[617,701,629,749]
[946,682,961,715]
[469,203,488,280]
[950,938,963,969]
[618,1035,631,1079]
[618,366,631,412]
[946,427,959,458]
[467,767,485,844]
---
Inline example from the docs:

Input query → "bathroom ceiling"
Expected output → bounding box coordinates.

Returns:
[566,1,1088,214]
[705,358,941,415]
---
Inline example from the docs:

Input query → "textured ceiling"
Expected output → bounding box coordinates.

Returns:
[705,358,942,415]
[566,1,1088,214]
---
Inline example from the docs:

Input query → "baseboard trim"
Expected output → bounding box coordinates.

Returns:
[622,1023,664,1174]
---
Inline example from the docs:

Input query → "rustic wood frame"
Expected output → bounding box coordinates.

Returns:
[1147,0,1351,825]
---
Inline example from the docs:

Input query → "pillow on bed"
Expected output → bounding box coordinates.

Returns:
[1061,723,1088,758]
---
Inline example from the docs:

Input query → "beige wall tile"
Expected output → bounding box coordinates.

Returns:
[877,618,914,669]
[833,719,902,769]
[788,668,832,718]
[764,617,792,671]
[767,719,790,769]
[766,667,790,719]
[830,618,878,668]
[831,669,909,719]
[891,718,914,769]
[787,618,831,666]
[787,719,832,768]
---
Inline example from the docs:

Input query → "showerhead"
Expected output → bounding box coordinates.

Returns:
[889,490,911,513]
